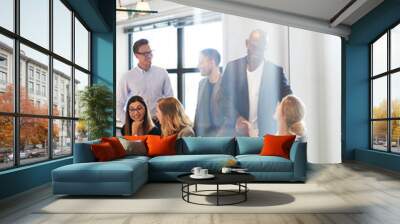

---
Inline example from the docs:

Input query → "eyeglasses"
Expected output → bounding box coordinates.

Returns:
[136,50,153,57]
[128,107,144,113]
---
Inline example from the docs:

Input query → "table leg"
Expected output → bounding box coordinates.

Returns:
[195,184,197,192]
[217,184,219,206]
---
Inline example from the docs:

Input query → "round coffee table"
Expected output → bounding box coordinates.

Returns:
[177,172,255,206]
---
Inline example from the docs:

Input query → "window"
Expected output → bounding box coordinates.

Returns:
[131,26,177,69]
[0,34,14,113]
[53,0,72,60]
[28,67,34,80]
[0,71,6,85]
[0,1,91,170]
[20,0,49,49]
[28,81,34,94]
[370,23,400,154]
[75,17,89,70]
[53,59,72,117]
[0,0,14,32]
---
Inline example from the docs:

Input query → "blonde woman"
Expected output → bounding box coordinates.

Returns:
[275,95,306,141]
[156,97,195,138]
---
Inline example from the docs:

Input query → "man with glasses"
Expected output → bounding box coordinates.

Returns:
[117,39,173,127]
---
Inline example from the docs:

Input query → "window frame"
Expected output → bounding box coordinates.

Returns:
[370,21,400,154]
[0,0,92,171]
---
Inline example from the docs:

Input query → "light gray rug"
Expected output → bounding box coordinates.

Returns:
[37,183,362,214]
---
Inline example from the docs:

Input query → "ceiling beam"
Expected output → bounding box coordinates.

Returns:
[167,0,351,37]
[330,0,368,28]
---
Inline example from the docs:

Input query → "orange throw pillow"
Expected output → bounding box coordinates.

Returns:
[91,142,117,161]
[101,137,127,158]
[124,135,148,142]
[146,135,177,157]
[260,134,296,159]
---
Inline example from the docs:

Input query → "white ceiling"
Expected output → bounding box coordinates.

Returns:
[223,0,383,26]
[117,0,384,37]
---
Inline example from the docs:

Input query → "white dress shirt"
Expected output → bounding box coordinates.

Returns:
[117,65,173,126]
[246,61,264,133]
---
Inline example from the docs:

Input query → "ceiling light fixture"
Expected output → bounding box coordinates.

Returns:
[116,0,158,14]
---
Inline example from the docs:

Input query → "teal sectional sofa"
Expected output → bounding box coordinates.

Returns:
[52,137,307,196]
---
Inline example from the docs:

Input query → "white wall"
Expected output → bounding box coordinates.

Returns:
[289,27,342,163]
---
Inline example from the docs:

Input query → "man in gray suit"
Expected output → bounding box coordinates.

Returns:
[220,29,292,136]
[194,49,224,136]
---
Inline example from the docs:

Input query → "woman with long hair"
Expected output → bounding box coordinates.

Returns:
[122,95,161,136]
[275,95,306,140]
[156,97,195,138]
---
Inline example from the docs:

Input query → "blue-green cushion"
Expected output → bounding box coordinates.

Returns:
[236,137,263,155]
[236,155,293,172]
[73,140,101,163]
[148,154,235,172]
[178,137,235,155]
[53,159,147,183]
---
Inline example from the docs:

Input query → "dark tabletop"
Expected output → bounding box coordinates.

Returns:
[177,172,255,185]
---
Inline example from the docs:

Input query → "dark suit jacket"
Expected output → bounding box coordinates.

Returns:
[193,78,224,136]
[220,56,292,136]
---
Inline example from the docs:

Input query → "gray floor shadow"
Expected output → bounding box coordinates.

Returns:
[202,190,295,207]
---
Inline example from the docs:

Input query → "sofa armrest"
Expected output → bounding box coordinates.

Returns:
[73,140,100,163]
[289,141,307,181]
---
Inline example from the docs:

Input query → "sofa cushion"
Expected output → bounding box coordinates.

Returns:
[148,154,235,172]
[53,158,147,183]
[236,155,293,172]
[260,134,296,159]
[236,137,263,155]
[101,137,127,158]
[91,142,118,161]
[147,135,177,157]
[179,137,235,155]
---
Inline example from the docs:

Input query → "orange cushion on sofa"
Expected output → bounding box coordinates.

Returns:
[146,135,177,157]
[259,134,296,159]
[124,135,148,142]
[101,137,126,158]
[91,142,117,161]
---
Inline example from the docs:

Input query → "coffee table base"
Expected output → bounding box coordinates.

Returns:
[181,183,249,206]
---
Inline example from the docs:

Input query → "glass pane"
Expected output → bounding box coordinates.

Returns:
[74,69,89,118]
[53,59,72,117]
[0,116,13,170]
[20,117,49,165]
[184,22,223,68]
[75,17,89,70]
[372,121,388,151]
[20,44,49,115]
[75,120,88,143]
[391,24,400,70]
[184,72,203,121]
[372,34,387,76]
[20,0,49,49]
[0,0,14,31]
[53,0,72,60]
[391,72,400,118]
[372,77,387,119]
[53,119,72,157]
[131,26,177,69]
[0,34,14,112]
[391,120,400,153]
[169,73,177,98]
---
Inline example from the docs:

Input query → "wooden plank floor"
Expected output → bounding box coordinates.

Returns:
[1,162,400,224]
